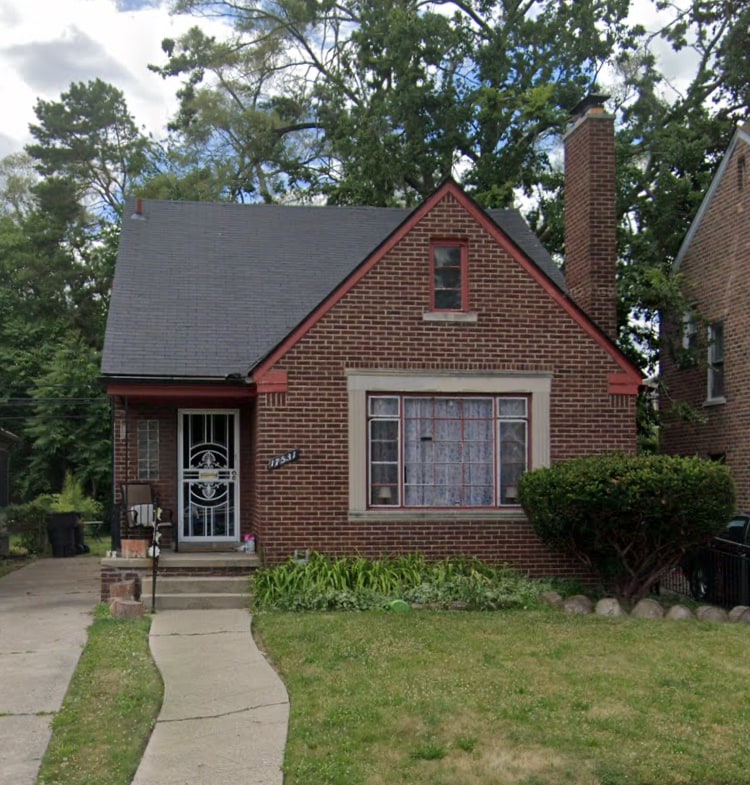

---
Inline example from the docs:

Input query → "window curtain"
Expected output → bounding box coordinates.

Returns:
[404,398,493,507]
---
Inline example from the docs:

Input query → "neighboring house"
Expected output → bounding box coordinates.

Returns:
[102,97,641,577]
[661,124,750,507]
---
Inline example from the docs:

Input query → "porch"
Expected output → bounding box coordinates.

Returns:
[100,550,261,609]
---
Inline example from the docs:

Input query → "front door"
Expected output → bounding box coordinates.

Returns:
[178,410,239,544]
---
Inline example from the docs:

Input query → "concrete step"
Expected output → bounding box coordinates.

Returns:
[142,575,252,611]
[142,575,250,595]
[143,592,251,611]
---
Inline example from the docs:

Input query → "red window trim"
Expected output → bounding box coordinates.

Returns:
[430,240,468,312]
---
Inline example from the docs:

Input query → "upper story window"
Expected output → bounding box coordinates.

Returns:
[368,394,528,508]
[431,242,467,311]
[137,419,159,480]
[707,321,725,401]
[738,156,746,192]
[682,312,698,351]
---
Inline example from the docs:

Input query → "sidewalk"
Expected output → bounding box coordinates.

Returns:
[131,610,289,785]
[0,557,100,785]
[0,560,289,785]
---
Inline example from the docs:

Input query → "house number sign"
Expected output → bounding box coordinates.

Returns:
[267,449,300,471]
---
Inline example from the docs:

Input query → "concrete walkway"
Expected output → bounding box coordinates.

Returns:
[0,556,100,785]
[0,560,289,785]
[131,610,289,785]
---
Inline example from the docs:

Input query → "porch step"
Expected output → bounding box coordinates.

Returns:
[142,575,252,611]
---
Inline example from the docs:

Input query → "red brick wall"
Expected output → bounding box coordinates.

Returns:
[253,192,636,572]
[564,110,618,340]
[661,136,750,507]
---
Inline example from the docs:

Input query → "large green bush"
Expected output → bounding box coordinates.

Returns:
[518,453,736,600]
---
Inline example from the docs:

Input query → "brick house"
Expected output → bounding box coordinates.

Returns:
[102,98,641,577]
[660,124,750,507]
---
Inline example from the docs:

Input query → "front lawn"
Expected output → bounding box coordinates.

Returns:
[254,610,750,785]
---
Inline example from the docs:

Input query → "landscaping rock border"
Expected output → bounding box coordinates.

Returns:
[541,591,749,624]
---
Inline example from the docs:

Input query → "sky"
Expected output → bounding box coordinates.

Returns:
[0,0,230,159]
[0,0,700,162]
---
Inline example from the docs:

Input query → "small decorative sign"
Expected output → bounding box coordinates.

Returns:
[267,448,300,471]
[198,469,220,481]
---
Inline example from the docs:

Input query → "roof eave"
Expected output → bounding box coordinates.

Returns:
[673,124,750,272]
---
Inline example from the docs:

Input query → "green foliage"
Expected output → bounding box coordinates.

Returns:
[24,336,111,499]
[50,471,103,519]
[2,474,101,554]
[3,495,54,554]
[518,454,736,600]
[27,78,153,215]
[252,552,553,611]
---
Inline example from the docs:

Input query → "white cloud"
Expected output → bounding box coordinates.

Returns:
[0,0,231,158]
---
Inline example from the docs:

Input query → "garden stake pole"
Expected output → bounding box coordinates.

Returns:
[150,513,164,613]
[150,521,159,614]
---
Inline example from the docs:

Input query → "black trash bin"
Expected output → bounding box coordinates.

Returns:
[47,512,81,557]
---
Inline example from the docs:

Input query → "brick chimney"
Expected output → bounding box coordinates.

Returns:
[563,94,617,339]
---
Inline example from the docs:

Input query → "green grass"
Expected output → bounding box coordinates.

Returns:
[254,610,750,785]
[36,605,162,785]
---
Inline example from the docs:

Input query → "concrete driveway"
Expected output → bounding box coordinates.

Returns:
[0,557,100,785]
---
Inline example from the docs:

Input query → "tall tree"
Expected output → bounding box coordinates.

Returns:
[26,78,153,216]
[0,79,154,501]
[23,335,111,498]
[153,0,638,205]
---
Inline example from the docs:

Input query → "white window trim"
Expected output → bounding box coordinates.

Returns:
[347,370,551,517]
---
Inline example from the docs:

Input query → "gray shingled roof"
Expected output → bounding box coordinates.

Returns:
[102,197,566,380]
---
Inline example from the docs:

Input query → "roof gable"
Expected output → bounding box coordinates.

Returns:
[252,180,641,386]
[102,186,566,381]
[674,124,750,271]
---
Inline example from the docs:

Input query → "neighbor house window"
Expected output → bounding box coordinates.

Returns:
[707,322,725,401]
[368,395,527,508]
[137,419,159,480]
[738,156,746,192]
[682,312,697,351]
[431,242,467,311]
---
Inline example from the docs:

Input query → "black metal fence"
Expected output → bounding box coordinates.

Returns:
[661,543,750,608]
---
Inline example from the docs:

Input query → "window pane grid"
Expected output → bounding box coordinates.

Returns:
[708,322,725,399]
[368,395,527,509]
[137,419,159,480]
[432,244,465,311]
[368,397,400,506]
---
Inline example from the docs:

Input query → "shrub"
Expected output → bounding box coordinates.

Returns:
[252,552,554,611]
[50,471,103,519]
[4,495,55,554]
[4,473,103,555]
[518,453,736,601]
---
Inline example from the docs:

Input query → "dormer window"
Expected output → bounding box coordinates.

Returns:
[431,242,467,311]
